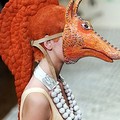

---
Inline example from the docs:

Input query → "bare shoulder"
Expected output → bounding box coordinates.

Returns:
[26,92,50,106]
[22,92,51,120]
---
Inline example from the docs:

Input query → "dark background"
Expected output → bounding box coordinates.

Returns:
[0,1,17,119]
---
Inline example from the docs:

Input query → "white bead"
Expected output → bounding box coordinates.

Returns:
[59,108,65,114]
[76,115,82,120]
[65,90,68,93]
[61,96,64,99]
[58,93,62,99]
[68,89,72,93]
[69,100,73,104]
[69,104,74,108]
[62,112,68,119]
[70,113,75,119]
[68,96,71,100]
[71,94,75,100]
[73,100,77,105]
[74,105,79,111]
[54,88,61,94]
[76,110,82,115]
[67,92,71,96]
[66,117,72,120]
[70,107,73,111]
[65,89,69,94]
[64,84,69,89]
[74,116,78,120]
[66,109,71,115]
[56,102,62,108]
[63,103,68,109]
[63,81,67,85]
[61,99,65,104]
[66,84,69,88]
[53,97,59,103]
[64,86,67,89]
[51,91,57,97]
[56,85,60,89]
[74,116,77,120]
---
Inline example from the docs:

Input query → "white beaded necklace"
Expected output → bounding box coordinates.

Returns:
[34,65,82,120]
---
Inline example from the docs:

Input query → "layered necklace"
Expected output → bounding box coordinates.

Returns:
[34,65,82,120]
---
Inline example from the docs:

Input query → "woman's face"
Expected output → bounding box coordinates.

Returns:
[52,37,64,63]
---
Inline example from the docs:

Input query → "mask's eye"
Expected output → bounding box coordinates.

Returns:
[82,22,91,30]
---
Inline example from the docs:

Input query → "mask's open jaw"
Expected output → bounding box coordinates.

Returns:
[82,48,113,62]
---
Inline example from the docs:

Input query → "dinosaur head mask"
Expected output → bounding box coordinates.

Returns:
[32,0,120,64]
[62,0,120,64]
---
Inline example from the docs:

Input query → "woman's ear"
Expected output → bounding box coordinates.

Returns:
[44,40,53,51]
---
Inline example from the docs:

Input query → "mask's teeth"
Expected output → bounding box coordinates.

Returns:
[104,40,107,42]
[111,45,114,47]
[101,36,104,39]
[94,31,120,51]
[115,47,120,51]
[94,31,104,40]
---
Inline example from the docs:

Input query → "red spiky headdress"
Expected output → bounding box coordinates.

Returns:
[0,0,65,104]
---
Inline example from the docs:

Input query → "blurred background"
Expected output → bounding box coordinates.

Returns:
[0,0,120,120]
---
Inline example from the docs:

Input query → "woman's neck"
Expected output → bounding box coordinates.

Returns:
[39,57,64,79]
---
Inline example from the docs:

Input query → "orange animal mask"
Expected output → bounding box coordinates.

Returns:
[62,0,120,64]
[33,0,120,64]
